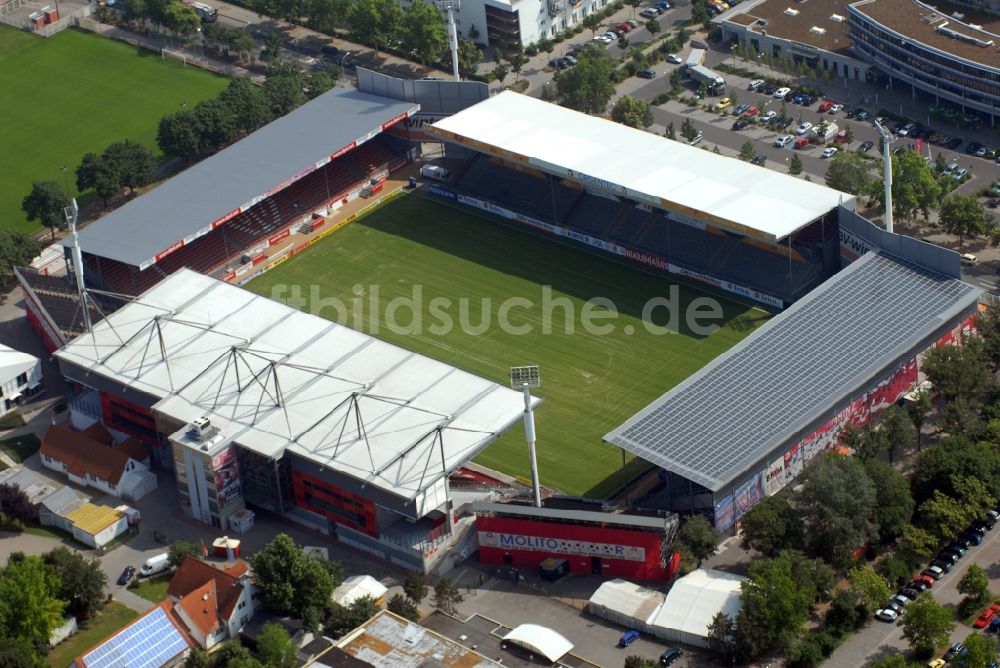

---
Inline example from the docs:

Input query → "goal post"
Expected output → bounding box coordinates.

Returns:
[160,48,188,66]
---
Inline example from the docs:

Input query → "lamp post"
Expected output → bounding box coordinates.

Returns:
[60,165,70,197]
[434,0,461,81]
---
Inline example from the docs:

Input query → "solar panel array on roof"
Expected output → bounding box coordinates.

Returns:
[605,252,981,492]
[81,606,188,668]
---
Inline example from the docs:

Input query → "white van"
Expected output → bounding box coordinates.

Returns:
[419,164,450,182]
[139,552,170,577]
[961,253,977,266]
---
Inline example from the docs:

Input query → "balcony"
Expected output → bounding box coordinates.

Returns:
[547,0,563,15]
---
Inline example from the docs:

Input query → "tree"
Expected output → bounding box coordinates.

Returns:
[506,47,526,83]
[911,437,1000,503]
[824,152,872,196]
[157,111,202,162]
[305,66,339,99]
[403,571,428,603]
[961,632,998,668]
[878,405,915,463]
[678,515,718,568]
[906,388,932,449]
[456,38,482,78]
[680,118,698,142]
[958,563,990,607]
[219,77,271,135]
[739,494,802,556]
[871,657,919,668]
[738,140,756,162]
[257,622,296,668]
[432,577,464,615]
[264,63,307,117]
[863,460,915,543]
[582,13,601,36]
[738,555,813,656]
[843,124,854,144]
[866,150,942,222]
[554,47,615,113]
[665,121,676,140]
[900,523,939,559]
[624,657,656,668]
[902,593,954,657]
[625,0,642,17]
[0,483,37,525]
[75,152,121,207]
[262,31,284,63]
[21,181,68,241]
[875,553,914,589]
[0,231,40,282]
[402,0,449,65]
[789,153,803,175]
[0,555,67,647]
[42,547,106,620]
[102,140,155,196]
[940,194,989,245]
[325,596,379,638]
[645,18,660,35]
[349,0,382,51]
[377,0,404,49]
[387,593,420,621]
[920,340,990,403]
[847,566,891,614]
[168,540,200,569]
[795,453,876,567]
[825,589,867,635]
[250,534,337,626]
[233,32,257,64]
[193,99,237,151]
[705,612,737,662]
[611,95,653,128]
[918,489,974,543]
[0,638,44,668]
[491,63,508,88]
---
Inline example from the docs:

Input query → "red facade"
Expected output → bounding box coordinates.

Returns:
[292,471,378,536]
[476,515,676,580]
[100,391,159,447]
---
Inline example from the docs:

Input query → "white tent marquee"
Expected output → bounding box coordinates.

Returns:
[587,578,664,632]
[649,569,745,648]
[502,624,573,663]
[332,575,389,607]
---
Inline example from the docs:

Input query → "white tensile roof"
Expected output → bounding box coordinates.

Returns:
[588,578,664,625]
[56,269,535,502]
[332,575,389,607]
[0,344,37,384]
[651,569,744,647]
[502,624,574,662]
[429,91,852,242]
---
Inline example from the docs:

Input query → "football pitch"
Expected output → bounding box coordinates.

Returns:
[247,194,770,497]
[0,26,227,233]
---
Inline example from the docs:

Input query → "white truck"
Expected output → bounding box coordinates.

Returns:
[811,121,839,143]
[139,552,170,577]
[420,164,450,182]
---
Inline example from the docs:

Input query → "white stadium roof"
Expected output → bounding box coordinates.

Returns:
[429,91,852,242]
[56,269,536,502]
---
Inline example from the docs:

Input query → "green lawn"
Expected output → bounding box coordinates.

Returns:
[47,601,138,667]
[129,574,171,603]
[247,194,769,496]
[0,433,40,462]
[0,26,227,233]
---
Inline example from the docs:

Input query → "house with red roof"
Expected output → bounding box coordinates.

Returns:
[166,555,257,649]
[40,424,157,501]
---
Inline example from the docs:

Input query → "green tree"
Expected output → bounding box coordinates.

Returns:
[162,1,200,35]
[961,631,998,668]
[705,612,737,663]
[0,232,40,282]
[305,66,339,99]
[75,152,121,207]
[492,63,508,88]
[940,194,989,245]
[611,95,653,128]
[257,622,296,668]
[878,405,915,463]
[847,566,891,614]
[918,489,975,543]
[866,149,942,222]
[900,523,939,559]
[906,389,932,449]
[387,593,420,621]
[506,46,526,82]
[234,31,258,64]
[911,437,1000,503]
[0,638,44,668]
[958,563,990,607]
[645,18,660,35]
[854,427,887,463]
[157,110,202,162]
[402,0,449,65]
[219,77,271,135]
[0,555,67,647]
[678,515,718,568]
[582,13,601,35]
[250,534,337,627]
[825,589,867,635]
[623,656,657,668]
[738,555,813,656]
[457,38,482,78]
[921,340,990,403]
[21,181,68,241]
[680,117,698,141]
[0,483,36,525]
[824,151,872,196]
[875,553,914,589]
[871,656,919,668]
[843,123,854,144]
[554,47,615,113]
[377,0,404,49]
[403,571,428,603]
[432,577,464,615]
[796,453,876,568]
[325,596,379,638]
[902,593,954,657]
[738,140,756,162]
[864,460,915,542]
[625,0,642,17]
[789,153,803,175]
[349,0,382,50]
[665,121,676,140]
[738,494,803,556]
[168,540,200,569]
[262,31,283,63]
[42,547,106,620]
[193,98,237,152]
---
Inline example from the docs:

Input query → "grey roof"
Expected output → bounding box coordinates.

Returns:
[39,486,85,513]
[472,501,676,531]
[604,252,982,492]
[76,88,418,268]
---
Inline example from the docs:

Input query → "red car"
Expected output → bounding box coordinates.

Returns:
[818,99,835,113]
[615,22,633,32]
[913,574,934,589]
[974,603,1000,628]
[794,137,809,149]
[742,105,759,117]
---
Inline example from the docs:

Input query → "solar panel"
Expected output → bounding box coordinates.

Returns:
[604,252,981,492]
[81,606,189,668]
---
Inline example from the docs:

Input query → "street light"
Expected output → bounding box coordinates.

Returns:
[60,165,70,196]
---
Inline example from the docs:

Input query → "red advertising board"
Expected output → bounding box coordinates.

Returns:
[212,208,242,229]
[381,111,409,131]
[155,240,185,262]
[330,141,357,160]
[269,228,291,245]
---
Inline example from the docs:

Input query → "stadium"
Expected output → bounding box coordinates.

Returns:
[25,72,984,576]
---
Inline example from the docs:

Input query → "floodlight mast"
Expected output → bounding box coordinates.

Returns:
[435,0,461,81]
[511,366,542,508]
[874,119,894,234]
[65,199,92,333]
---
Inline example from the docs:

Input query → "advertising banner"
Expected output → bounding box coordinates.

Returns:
[477,531,645,561]
[211,446,242,509]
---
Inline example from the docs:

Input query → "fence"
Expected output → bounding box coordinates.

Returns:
[2,3,91,35]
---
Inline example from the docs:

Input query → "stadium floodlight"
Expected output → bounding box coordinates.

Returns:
[873,118,894,234]
[435,0,461,81]
[510,365,542,508]
[64,199,92,333]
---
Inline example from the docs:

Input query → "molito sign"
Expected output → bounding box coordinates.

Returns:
[478,531,646,561]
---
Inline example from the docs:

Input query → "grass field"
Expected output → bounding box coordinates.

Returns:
[247,195,769,497]
[0,26,227,233]
[130,574,171,603]
[47,601,138,667]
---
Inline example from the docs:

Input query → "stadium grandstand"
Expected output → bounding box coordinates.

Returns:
[427,91,854,307]
[73,88,418,296]
[55,269,537,573]
[605,250,982,530]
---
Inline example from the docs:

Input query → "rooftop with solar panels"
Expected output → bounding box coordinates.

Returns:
[74,604,191,668]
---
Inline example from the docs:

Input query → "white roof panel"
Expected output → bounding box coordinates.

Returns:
[502,625,573,663]
[429,92,853,241]
[56,270,535,501]
[651,569,745,642]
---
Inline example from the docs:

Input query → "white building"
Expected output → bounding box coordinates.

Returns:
[0,344,41,417]
[451,0,616,48]
[167,556,257,649]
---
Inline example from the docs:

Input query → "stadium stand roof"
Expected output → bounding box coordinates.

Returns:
[428,91,852,242]
[55,269,536,502]
[75,88,418,270]
[604,252,981,492]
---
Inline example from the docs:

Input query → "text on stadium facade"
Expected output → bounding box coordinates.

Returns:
[478,531,646,561]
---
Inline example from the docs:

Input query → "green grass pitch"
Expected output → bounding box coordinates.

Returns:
[247,194,769,497]
[0,26,227,233]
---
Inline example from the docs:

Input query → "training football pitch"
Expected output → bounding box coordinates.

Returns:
[0,26,227,233]
[247,194,769,497]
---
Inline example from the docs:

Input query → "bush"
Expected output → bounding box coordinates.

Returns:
[573,24,584,34]
[524,43,538,56]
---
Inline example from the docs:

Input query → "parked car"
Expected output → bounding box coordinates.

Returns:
[655,0,671,9]
[898,587,921,601]
[875,608,898,622]
[928,660,946,668]
[775,134,794,147]
[937,548,961,562]
[946,136,963,149]
[914,574,935,588]
[974,604,1000,628]
[751,154,767,166]
[666,54,682,64]
[859,140,874,153]
[855,110,871,121]
[733,103,750,115]
[659,648,684,665]
[969,524,988,537]
[637,69,657,79]
[732,119,751,131]
[761,110,777,122]
[686,131,703,145]
[930,559,953,573]
[945,542,967,556]
[898,123,916,136]
[639,6,660,17]
[891,594,912,608]
[922,565,945,580]
[818,99,834,113]
[961,253,978,266]
[943,643,966,661]
[967,141,984,155]
[614,21,633,32]
[774,87,791,98]
[743,105,759,117]
[619,630,640,647]
[821,147,838,158]
[829,103,843,114]
[944,162,959,175]
[952,534,974,548]
[908,580,929,592]
[748,79,764,90]
[959,529,982,544]
[990,617,1000,633]
[794,137,810,149]
[796,121,813,135]
[845,107,861,118]
[792,93,808,105]
[759,83,775,95]
[117,565,135,586]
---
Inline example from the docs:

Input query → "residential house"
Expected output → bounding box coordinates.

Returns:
[166,556,257,648]
[39,424,157,501]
